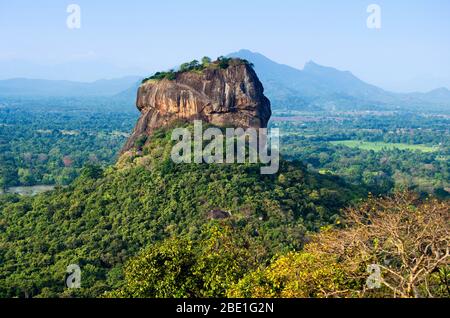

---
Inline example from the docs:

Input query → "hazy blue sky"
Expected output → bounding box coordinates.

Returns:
[1,0,449,91]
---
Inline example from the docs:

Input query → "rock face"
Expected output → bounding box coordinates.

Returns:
[122,61,271,152]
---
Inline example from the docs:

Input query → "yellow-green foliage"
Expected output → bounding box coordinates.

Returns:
[106,224,265,298]
[228,252,352,298]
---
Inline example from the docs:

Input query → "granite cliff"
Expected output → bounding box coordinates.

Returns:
[122,58,271,152]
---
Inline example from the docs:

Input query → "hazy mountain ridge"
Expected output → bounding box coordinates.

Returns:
[0,59,147,83]
[403,87,450,104]
[1,50,449,112]
[229,50,449,112]
[0,76,142,97]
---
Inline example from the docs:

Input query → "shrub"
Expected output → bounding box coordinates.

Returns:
[141,57,252,84]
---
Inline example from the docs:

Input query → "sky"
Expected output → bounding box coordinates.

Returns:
[1,0,449,92]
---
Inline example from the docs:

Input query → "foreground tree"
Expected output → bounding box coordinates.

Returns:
[106,224,266,298]
[312,192,449,298]
[230,192,449,298]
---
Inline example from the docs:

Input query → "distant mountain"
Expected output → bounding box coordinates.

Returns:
[0,59,148,82]
[228,49,449,112]
[2,51,449,112]
[406,87,450,105]
[0,76,142,97]
[114,80,141,100]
